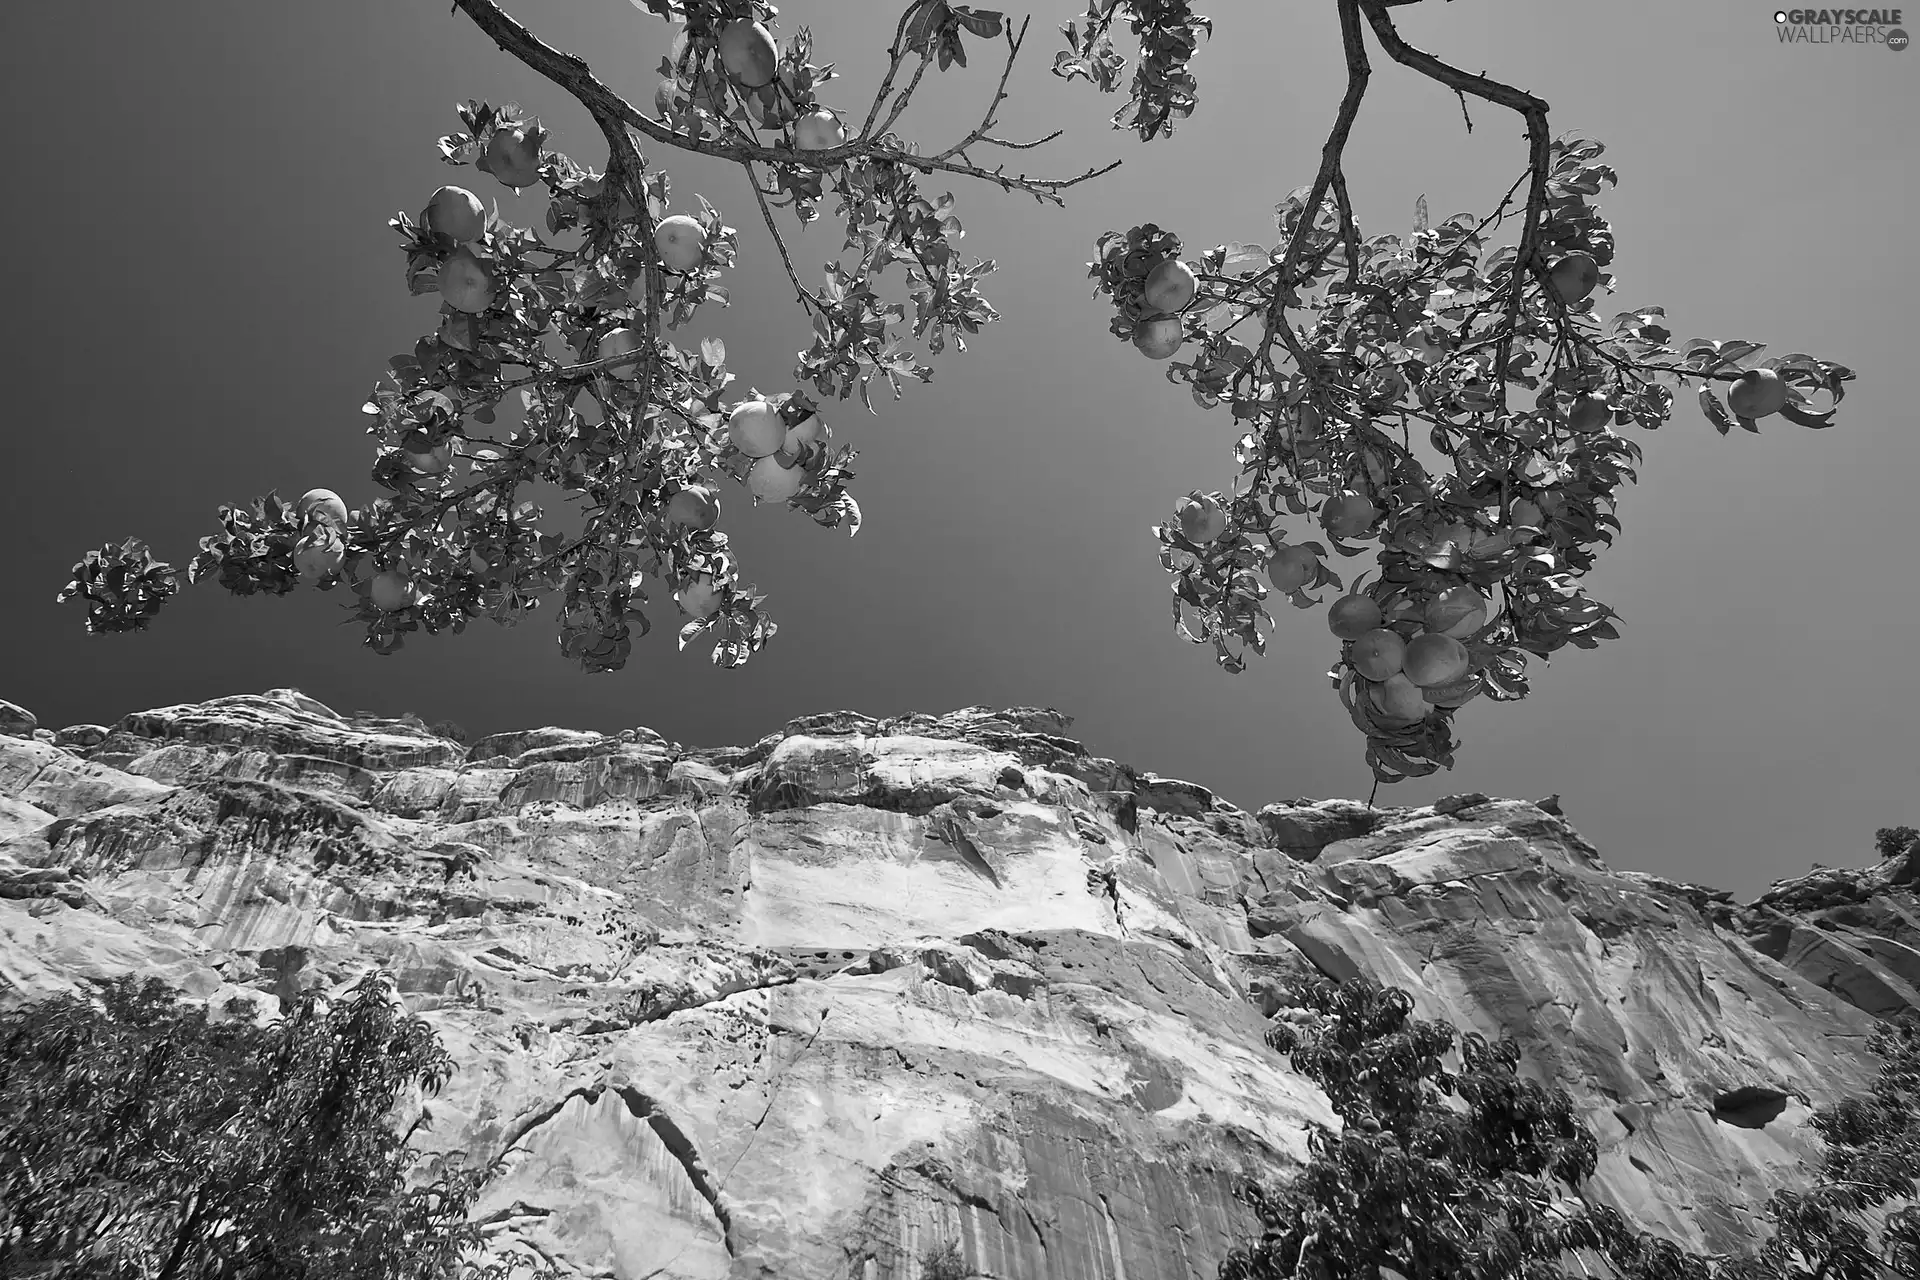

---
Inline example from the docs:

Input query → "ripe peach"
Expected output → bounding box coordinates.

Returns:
[655,79,681,118]
[1328,593,1385,640]
[1424,585,1488,639]
[679,573,723,619]
[1368,672,1429,725]
[1269,544,1320,592]
[784,412,831,460]
[1133,316,1184,361]
[423,186,486,243]
[1177,492,1228,544]
[1727,368,1788,418]
[296,489,349,531]
[747,452,807,502]
[793,109,846,151]
[597,328,645,380]
[1321,492,1378,539]
[1548,252,1599,305]
[665,483,720,531]
[1142,258,1197,314]
[653,215,708,273]
[438,247,495,314]
[404,443,453,476]
[729,398,786,457]
[1568,394,1611,433]
[485,124,542,189]
[718,20,779,88]
[1350,628,1406,682]
[370,570,415,612]
[293,526,345,580]
[1403,632,1470,687]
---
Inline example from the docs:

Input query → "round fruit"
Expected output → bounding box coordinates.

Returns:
[665,484,720,532]
[438,247,495,314]
[423,186,485,242]
[1425,585,1489,640]
[1321,492,1378,539]
[655,79,680,118]
[293,526,345,580]
[1567,394,1611,433]
[1547,252,1599,306]
[747,453,807,502]
[1177,493,1227,545]
[1509,498,1545,530]
[718,21,779,88]
[1727,368,1788,419]
[653,215,708,274]
[1350,628,1407,682]
[728,399,786,457]
[1368,672,1429,725]
[784,412,830,459]
[1270,544,1320,593]
[680,573,723,619]
[597,328,644,380]
[405,443,453,476]
[793,109,846,151]
[1142,258,1197,314]
[1133,316,1184,361]
[370,570,415,613]
[1403,632,1471,687]
[296,489,349,531]
[1328,594,1385,640]
[485,124,541,189]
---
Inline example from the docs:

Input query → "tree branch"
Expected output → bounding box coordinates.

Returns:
[1355,1,1552,390]
[450,0,1113,203]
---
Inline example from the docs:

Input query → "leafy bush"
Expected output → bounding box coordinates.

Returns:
[1873,826,1919,861]
[1225,976,1920,1280]
[0,970,562,1280]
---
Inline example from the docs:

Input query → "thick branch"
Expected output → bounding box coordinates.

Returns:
[450,0,1112,202]
[1356,1,1552,388]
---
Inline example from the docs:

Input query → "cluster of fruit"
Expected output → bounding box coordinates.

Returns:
[1090,224,1201,361]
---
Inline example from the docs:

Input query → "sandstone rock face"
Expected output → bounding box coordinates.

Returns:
[0,691,1909,1278]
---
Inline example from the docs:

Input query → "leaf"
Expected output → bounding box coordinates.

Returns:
[1698,385,1734,436]
[1413,194,1429,234]
[1778,401,1836,430]
[952,6,1004,37]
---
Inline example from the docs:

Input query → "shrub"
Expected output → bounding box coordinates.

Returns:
[0,970,563,1280]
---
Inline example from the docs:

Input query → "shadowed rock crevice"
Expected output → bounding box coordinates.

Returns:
[1711,1086,1793,1129]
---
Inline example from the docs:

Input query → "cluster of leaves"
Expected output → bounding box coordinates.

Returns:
[1224,974,1920,1280]
[55,539,181,635]
[0,970,563,1280]
[1099,130,1852,786]
[1054,0,1213,140]
[63,0,1086,673]
[1873,826,1919,861]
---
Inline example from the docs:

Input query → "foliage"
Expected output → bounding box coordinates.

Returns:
[1094,0,1854,787]
[59,0,1854,788]
[0,970,562,1280]
[1226,977,1920,1280]
[63,0,1113,669]
[1873,826,1919,860]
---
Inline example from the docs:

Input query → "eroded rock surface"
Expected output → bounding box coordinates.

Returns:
[0,691,1910,1278]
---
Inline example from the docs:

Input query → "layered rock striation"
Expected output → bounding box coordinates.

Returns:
[0,690,1913,1279]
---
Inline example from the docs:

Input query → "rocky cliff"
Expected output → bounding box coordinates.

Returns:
[1,690,1915,1280]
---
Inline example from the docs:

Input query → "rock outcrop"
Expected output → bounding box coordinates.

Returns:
[0,689,1912,1279]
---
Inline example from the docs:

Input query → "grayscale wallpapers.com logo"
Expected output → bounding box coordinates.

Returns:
[1774,7,1910,47]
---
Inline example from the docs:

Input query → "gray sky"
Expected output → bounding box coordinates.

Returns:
[3,1,1914,900]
